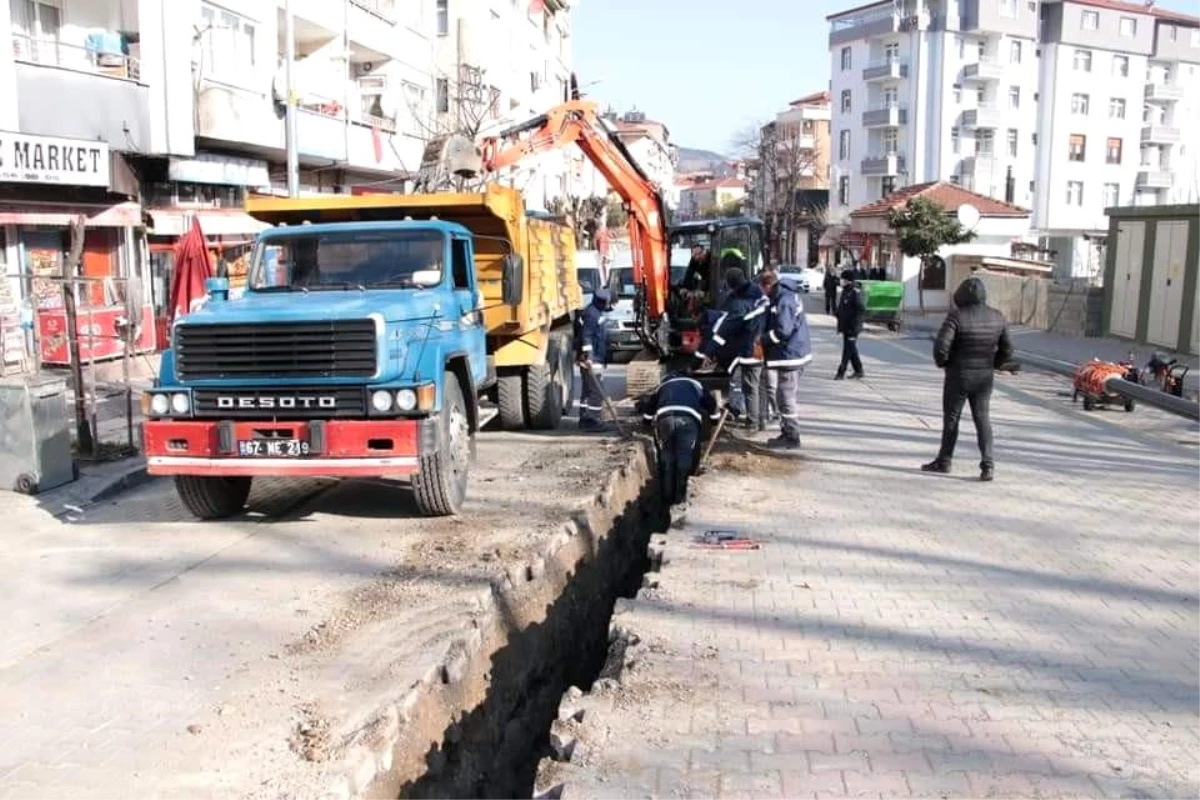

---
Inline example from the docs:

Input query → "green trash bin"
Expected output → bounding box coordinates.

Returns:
[858,280,904,332]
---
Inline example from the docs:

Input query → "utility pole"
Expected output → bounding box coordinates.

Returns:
[284,0,300,197]
[64,215,93,457]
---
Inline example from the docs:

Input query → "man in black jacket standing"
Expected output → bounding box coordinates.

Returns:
[923,277,1013,482]
[834,269,865,380]
[822,268,839,315]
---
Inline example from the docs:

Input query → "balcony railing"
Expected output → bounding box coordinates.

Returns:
[1142,125,1181,143]
[1136,169,1172,189]
[11,33,140,81]
[963,58,1005,82]
[863,103,908,127]
[863,59,909,81]
[963,104,1002,129]
[349,0,396,21]
[1144,82,1185,103]
[861,153,905,176]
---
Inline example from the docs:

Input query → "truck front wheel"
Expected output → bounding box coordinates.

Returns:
[412,372,471,516]
[176,475,252,520]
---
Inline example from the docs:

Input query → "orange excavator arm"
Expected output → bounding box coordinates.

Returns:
[479,99,670,322]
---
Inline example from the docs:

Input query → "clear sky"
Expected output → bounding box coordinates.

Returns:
[573,0,1199,155]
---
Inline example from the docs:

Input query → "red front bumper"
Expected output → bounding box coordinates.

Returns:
[144,419,424,478]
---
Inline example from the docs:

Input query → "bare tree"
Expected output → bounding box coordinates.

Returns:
[733,119,820,263]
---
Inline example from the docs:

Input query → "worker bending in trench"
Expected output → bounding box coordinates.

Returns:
[635,372,721,506]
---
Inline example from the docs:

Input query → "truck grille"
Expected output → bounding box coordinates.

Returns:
[176,320,377,381]
[192,386,367,419]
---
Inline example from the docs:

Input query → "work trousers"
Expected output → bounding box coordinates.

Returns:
[824,291,837,315]
[578,363,605,425]
[730,362,764,424]
[838,334,863,376]
[772,367,803,441]
[937,373,995,469]
[655,413,700,506]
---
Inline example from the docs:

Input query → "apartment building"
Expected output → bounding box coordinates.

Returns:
[826,0,1200,280]
[612,110,676,205]
[433,0,577,211]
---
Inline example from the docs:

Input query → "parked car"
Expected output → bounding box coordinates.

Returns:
[604,265,643,360]
[777,265,811,293]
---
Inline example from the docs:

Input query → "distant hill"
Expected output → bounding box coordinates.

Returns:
[675,146,729,174]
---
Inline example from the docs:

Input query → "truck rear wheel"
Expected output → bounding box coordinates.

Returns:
[412,372,470,516]
[496,372,526,430]
[526,333,571,430]
[176,475,252,520]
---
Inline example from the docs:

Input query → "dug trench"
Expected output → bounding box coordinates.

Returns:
[351,436,669,800]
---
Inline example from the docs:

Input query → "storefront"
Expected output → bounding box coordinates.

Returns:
[0,131,156,367]
[141,154,272,345]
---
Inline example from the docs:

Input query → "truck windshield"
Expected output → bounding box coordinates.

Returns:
[249,229,445,291]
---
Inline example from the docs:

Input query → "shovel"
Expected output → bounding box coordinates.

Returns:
[697,406,732,472]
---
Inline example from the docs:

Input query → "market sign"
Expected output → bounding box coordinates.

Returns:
[0,131,110,188]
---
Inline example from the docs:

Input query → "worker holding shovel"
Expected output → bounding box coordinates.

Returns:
[635,372,721,506]
[576,287,613,432]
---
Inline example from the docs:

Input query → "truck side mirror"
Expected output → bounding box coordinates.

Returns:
[502,254,524,306]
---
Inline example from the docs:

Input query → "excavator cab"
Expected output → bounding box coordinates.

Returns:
[666,218,765,354]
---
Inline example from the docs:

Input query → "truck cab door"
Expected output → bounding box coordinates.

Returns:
[450,236,488,387]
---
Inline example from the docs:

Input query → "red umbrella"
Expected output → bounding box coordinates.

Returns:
[168,216,213,325]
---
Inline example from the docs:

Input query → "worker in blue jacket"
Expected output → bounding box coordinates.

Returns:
[758,269,813,449]
[576,287,611,431]
[697,266,768,427]
[635,372,720,505]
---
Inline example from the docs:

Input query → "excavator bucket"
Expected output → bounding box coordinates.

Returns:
[415,134,484,192]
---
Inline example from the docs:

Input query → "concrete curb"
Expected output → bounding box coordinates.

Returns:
[88,461,153,505]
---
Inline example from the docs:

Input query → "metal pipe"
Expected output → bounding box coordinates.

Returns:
[284,0,300,197]
[1018,350,1199,421]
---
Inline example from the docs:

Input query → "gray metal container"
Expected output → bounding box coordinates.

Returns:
[0,375,76,494]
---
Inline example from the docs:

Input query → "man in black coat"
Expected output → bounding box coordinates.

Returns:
[834,269,865,380]
[822,268,839,315]
[636,372,720,505]
[923,277,1013,482]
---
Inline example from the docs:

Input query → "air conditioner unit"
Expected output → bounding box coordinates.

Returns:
[358,74,388,93]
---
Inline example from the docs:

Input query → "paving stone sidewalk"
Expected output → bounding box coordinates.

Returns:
[537,320,1199,799]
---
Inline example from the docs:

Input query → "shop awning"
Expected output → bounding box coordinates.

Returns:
[0,201,142,228]
[147,209,270,238]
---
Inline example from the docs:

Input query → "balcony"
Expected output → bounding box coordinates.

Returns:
[1144,83,1185,103]
[962,58,1005,82]
[863,59,909,82]
[861,153,906,176]
[11,34,151,150]
[1136,169,1172,189]
[863,103,908,128]
[962,104,1003,129]
[830,5,932,45]
[961,154,998,176]
[1141,125,1181,144]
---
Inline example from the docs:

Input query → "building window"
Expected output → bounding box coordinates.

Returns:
[881,176,896,197]
[1068,134,1086,162]
[1081,10,1099,30]
[977,85,986,104]
[1119,16,1137,37]
[883,127,898,154]
[199,4,257,83]
[1000,0,1017,17]
[1113,55,1129,77]
[1103,182,1120,207]
[436,0,448,36]
[1074,49,1092,72]
[839,129,851,160]
[436,78,449,113]
[951,126,960,154]
[949,174,961,185]
[1106,137,1123,164]
[1010,40,1022,64]
[1066,180,1084,205]
[952,84,962,104]
[978,39,987,60]
[977,129,995,156]
[920,255,947,291]
[1109,98,1126,119]
[1009,86,1021,109]
[883,86,898,106]
[841,89,852,113]
[884,42,899,62]
[956,35,965,59]
[838,176,850,205]
[1071,93,1089,115]
[1007,129,1019,157]
[841,46,852,70]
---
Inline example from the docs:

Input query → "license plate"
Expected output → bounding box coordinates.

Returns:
[237,439,310,457]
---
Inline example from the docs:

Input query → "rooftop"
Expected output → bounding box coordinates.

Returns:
[789,90,832,107]
[1060,0,1200,25]
[849,181,1030,219]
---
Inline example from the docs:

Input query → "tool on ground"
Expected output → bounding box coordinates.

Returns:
[581,363,628,438]
[690,529,760,550]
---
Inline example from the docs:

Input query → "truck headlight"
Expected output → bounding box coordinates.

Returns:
[151,394,170,416]
[395,389,417,411]
[371,389,394,412]
[171,393,190,414]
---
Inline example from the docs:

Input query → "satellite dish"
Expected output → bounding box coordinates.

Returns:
[956,203,981,231]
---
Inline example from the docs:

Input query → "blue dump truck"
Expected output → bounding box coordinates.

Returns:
[142,186,580,519]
